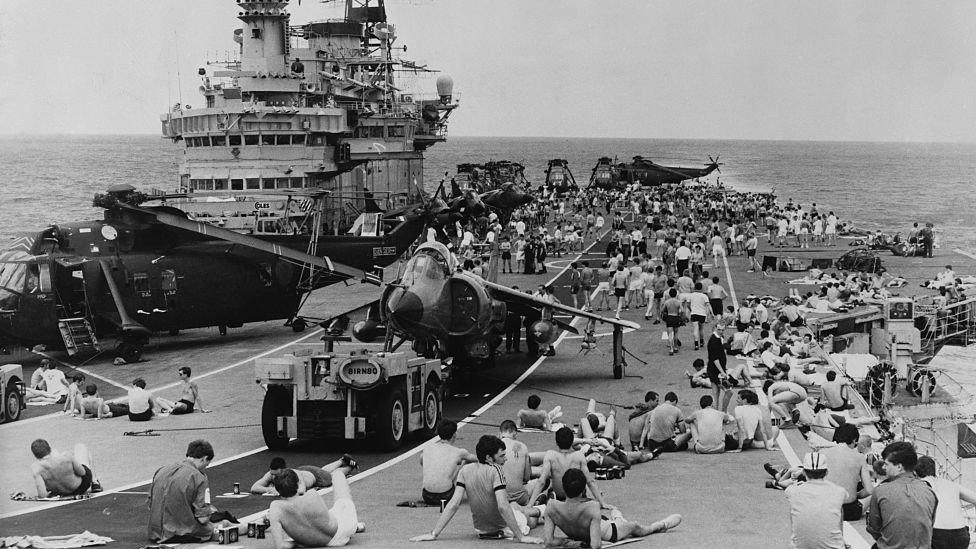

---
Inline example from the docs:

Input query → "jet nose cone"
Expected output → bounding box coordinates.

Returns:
[388,289,424,326]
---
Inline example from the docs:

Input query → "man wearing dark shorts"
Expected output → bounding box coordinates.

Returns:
[250,456,357,496]
[661,289,684,355]
[30,439,102,497]
[707,324,731,412]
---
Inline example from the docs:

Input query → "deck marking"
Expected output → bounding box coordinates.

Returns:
[722,252,869,549]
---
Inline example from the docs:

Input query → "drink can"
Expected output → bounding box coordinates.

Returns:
[233,482,240,495]
[256,524,267,539]
[247,523,256,538]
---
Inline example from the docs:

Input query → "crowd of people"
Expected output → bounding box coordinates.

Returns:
[17,176,967,548]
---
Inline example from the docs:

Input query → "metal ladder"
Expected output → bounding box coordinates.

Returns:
[57,318,99,356]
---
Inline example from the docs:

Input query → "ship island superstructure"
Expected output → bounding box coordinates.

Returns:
[157,0,457,235]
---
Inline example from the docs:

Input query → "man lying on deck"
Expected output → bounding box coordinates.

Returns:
[251,455,357,496]
[542,468,682,548]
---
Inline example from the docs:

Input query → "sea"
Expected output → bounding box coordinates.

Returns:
[1,135,974,252]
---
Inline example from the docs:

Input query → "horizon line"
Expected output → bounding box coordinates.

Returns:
[0,132,974,146]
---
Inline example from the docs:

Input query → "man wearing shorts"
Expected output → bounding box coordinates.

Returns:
[251,455,356,496]
[269,462,361,547]
[765,380,809,424]
[745,232,760,272]
[158,367,211,415]
[683,282,711,350]
[611,263,630,318]
[543,469,681,547]
[645,266,668,323]
[420,420,477,506]
[30,439,102,497]
[661,289,684,355]
[579,261,595,310]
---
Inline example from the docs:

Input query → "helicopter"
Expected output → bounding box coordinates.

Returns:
[0,185,427,363]
[349,241,640,378]
[589,155,724,189]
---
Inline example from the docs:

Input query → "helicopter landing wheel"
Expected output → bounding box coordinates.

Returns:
[115,341,143,364]
[291,318,307,333]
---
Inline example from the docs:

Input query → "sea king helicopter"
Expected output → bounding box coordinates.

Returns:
[348,240,640,379]
[0,184,428,362]
[0,182,532,364]
[589,155,724,189]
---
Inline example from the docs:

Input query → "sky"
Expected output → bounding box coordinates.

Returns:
[1,0,975,142]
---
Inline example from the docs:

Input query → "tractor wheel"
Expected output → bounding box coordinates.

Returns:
[421,383,441,437]
[4,383,23,423]
[262,386,292,450]
[376,388,406,451]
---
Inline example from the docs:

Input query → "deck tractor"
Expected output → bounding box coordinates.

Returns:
[1,364,26,423]
[255,349,445,450]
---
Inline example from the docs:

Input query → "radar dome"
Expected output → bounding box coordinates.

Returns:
[436,75,454,103]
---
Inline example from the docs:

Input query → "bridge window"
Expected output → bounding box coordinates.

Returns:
[310,133,327,146]
[262,134,275,146]
[262,178,275,190]
[354,127,369,138]
[231,179,244,190]
[251,28,262,39]
[245,134,259,146]
[293,134,307,145]
[212,135,226,147]
[229,135,241,146]
[388,125,405,138]
[368,126,384,138]
[246,178,260,190]
[214,179,227,190]
[290,177,304,188]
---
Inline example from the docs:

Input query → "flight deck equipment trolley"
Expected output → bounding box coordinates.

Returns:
[256,347,445,450]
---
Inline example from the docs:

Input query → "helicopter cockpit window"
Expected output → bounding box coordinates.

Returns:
[132,272,150,296]
[0,251,30,311]
[161,269,177,292]
[37,263,53,293]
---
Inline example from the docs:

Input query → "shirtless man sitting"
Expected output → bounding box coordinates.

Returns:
[267,461,360,548]
[420,420,477,505]
[527,427,607,508]
[251,455,356,496]
[29,439,102,497]
[542,469,681,548]
[157,366,211,415]
[516,394,562,431]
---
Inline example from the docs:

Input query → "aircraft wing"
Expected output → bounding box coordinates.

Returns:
[481,280,640,331]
